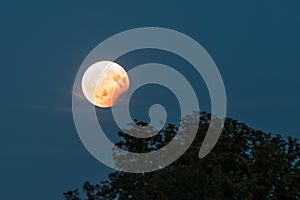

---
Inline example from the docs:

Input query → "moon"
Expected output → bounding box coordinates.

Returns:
[81,61,130,108]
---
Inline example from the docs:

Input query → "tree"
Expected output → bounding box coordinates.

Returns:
[64,112,300,200]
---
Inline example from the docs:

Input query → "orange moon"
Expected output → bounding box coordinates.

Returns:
[81,61,130,108]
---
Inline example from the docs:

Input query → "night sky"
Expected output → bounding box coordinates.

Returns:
[1,1,300,199]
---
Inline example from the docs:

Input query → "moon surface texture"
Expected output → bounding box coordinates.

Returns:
[81,61,130,108]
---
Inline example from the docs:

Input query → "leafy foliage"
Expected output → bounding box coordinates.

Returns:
[64,112,300,200]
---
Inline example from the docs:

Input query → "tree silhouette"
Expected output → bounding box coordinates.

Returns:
[64,112,300,199]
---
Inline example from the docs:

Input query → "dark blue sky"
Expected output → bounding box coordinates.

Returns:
[1,1,300,199]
